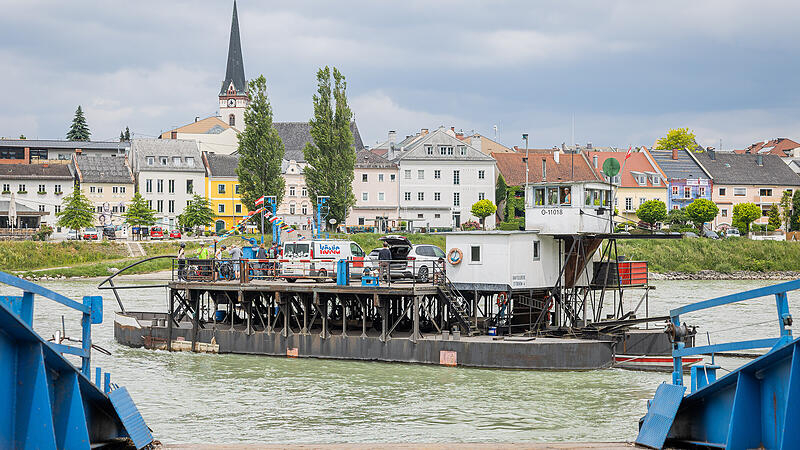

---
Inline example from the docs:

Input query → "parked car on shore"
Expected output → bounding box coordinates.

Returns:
[169,229,182,239]
[83,227,99,240]
[102,226,116,240]
[724,228,741,238]
[150,226,164,240]
[66,229,80,240]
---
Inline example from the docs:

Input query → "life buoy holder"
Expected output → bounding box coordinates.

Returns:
[447,248,463,265]
[496,292,508,307]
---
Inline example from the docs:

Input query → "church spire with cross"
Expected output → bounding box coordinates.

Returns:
[219,0,248,129]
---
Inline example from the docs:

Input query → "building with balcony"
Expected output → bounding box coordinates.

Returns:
[650,148,713,211]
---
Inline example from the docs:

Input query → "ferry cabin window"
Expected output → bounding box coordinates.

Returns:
[547,187,558,205]
[534,188,545,206]
[559,187,571,205]
[532,241,540,261]
[592,190,601,206]
[470,245,481,263]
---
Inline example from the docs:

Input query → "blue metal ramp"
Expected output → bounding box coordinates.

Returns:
[0,271,153,449]
[636,279,800,449]
[635,383,686,448]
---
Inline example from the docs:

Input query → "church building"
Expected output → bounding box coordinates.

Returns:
[161,1,367,233]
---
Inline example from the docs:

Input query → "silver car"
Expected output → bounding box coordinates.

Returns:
[364,235,445,282]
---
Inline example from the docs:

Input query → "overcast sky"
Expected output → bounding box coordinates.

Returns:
[1,0,798,150]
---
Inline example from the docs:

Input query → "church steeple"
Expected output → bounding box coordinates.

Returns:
[220,0,246,96]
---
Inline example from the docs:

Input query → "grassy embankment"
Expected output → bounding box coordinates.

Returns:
[2,240,202,278]
[617,238,800,273]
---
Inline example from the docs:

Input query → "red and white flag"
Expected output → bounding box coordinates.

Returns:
[255,195,265,206]
[625,145,633,161]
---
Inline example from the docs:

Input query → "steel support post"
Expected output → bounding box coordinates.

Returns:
[320,296,329,339]
[191,290,199,352]
[282,292,289,338]
[361,296,367,338]
[167,289,174,351]
[267,293,273,334]
[339,295,347,337]
[302,295,309,335]
[412,295,420,343]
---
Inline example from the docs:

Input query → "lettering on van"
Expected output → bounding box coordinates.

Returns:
[318,244,342,255]
[540,209,563,215]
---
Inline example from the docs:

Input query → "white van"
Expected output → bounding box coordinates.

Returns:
[280,239,367,281]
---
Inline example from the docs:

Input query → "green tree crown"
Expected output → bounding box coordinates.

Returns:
[123,192,157,227]
[56,185,95,230]
[635,199,667,228]
[66,105,91,141]
[732,202,761,234]
[236,75,285,232]
[684,198,719,230]
[471,199,497,229]
[303,66,356,229]
[655,128,696,151]
[178,194,215,232]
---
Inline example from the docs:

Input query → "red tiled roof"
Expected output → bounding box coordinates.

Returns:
[370,148,388,157]
[737,138,800,156]
[492,152,599,186]
[586,150,664,188]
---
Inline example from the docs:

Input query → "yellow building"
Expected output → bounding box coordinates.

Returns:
[203,152,248,233]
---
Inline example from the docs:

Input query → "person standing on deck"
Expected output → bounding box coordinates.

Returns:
[256,243,268,277]
[177,243,187,280]
[229,244,242,279]
[378,242,392,281]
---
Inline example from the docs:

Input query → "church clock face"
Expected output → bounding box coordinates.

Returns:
[227,98,236,107]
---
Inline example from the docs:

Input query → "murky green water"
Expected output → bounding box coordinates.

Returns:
[5,278,789,443]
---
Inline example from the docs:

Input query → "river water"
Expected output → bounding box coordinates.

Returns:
[5,278,790,444]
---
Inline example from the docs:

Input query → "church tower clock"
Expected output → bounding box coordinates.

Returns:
[219,1,248,130]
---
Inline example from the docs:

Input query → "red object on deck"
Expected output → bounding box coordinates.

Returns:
[618,261,648,285]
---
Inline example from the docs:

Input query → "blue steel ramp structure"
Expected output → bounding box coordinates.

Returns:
[0,271,153,449]
[636,279,800,449]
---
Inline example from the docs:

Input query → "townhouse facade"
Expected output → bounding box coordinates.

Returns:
[72,155,135,228]
[130,139,206,229]
[390,127,496,230]
[650,148,713,210]
[203,152,249,233]
[0,163,74,234]
[694,151,800,229]
[587,149,668,223]
[346,148,399,232]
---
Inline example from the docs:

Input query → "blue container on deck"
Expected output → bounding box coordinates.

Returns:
[336,259,349,286]
[488,327,497,336]
[215,310,227,322]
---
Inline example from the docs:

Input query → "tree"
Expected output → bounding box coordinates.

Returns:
[123,192,156,239]
[780,190,793,231]
[119,131,125,142]
[684,198,719,230]
[56,186,95,231]
[495,174,508,221]
[124,126,131,141]
[655,128,696,151]
[666,207,689,226]
[19,134,25,139]
[236,75,285,233]
[66,105,91,141]
[303,66,356,229]
[792,190,800,231]
[768,204,781,229]
[178,194,215,233]
[471,199,497,230]
[635,199,667,229]
[732,202,761,235]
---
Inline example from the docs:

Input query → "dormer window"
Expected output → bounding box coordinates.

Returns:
[459,146,466,156]
[146,156,154,166]
[185,157,194,167]
[439,146,453,155]
[632,173,646,186]
[159,156,168,166]
[172,157,181,166]
[425,145,433,155]
[649,174,660,186]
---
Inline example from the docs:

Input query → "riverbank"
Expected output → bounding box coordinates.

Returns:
[650,270,800,280]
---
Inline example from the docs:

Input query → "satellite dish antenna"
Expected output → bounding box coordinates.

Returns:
[602,158,620,177]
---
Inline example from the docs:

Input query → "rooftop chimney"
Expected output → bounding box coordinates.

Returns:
[388,130,397,159]
[757,154,764,166]
[421,128,428,136]
[709,149,716,160]
[587,142,593,149]
[592,155,598,169]
[388,130,397,145]
[672,149,678,160]
[450,126,455,132]
[554,149,560,164]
